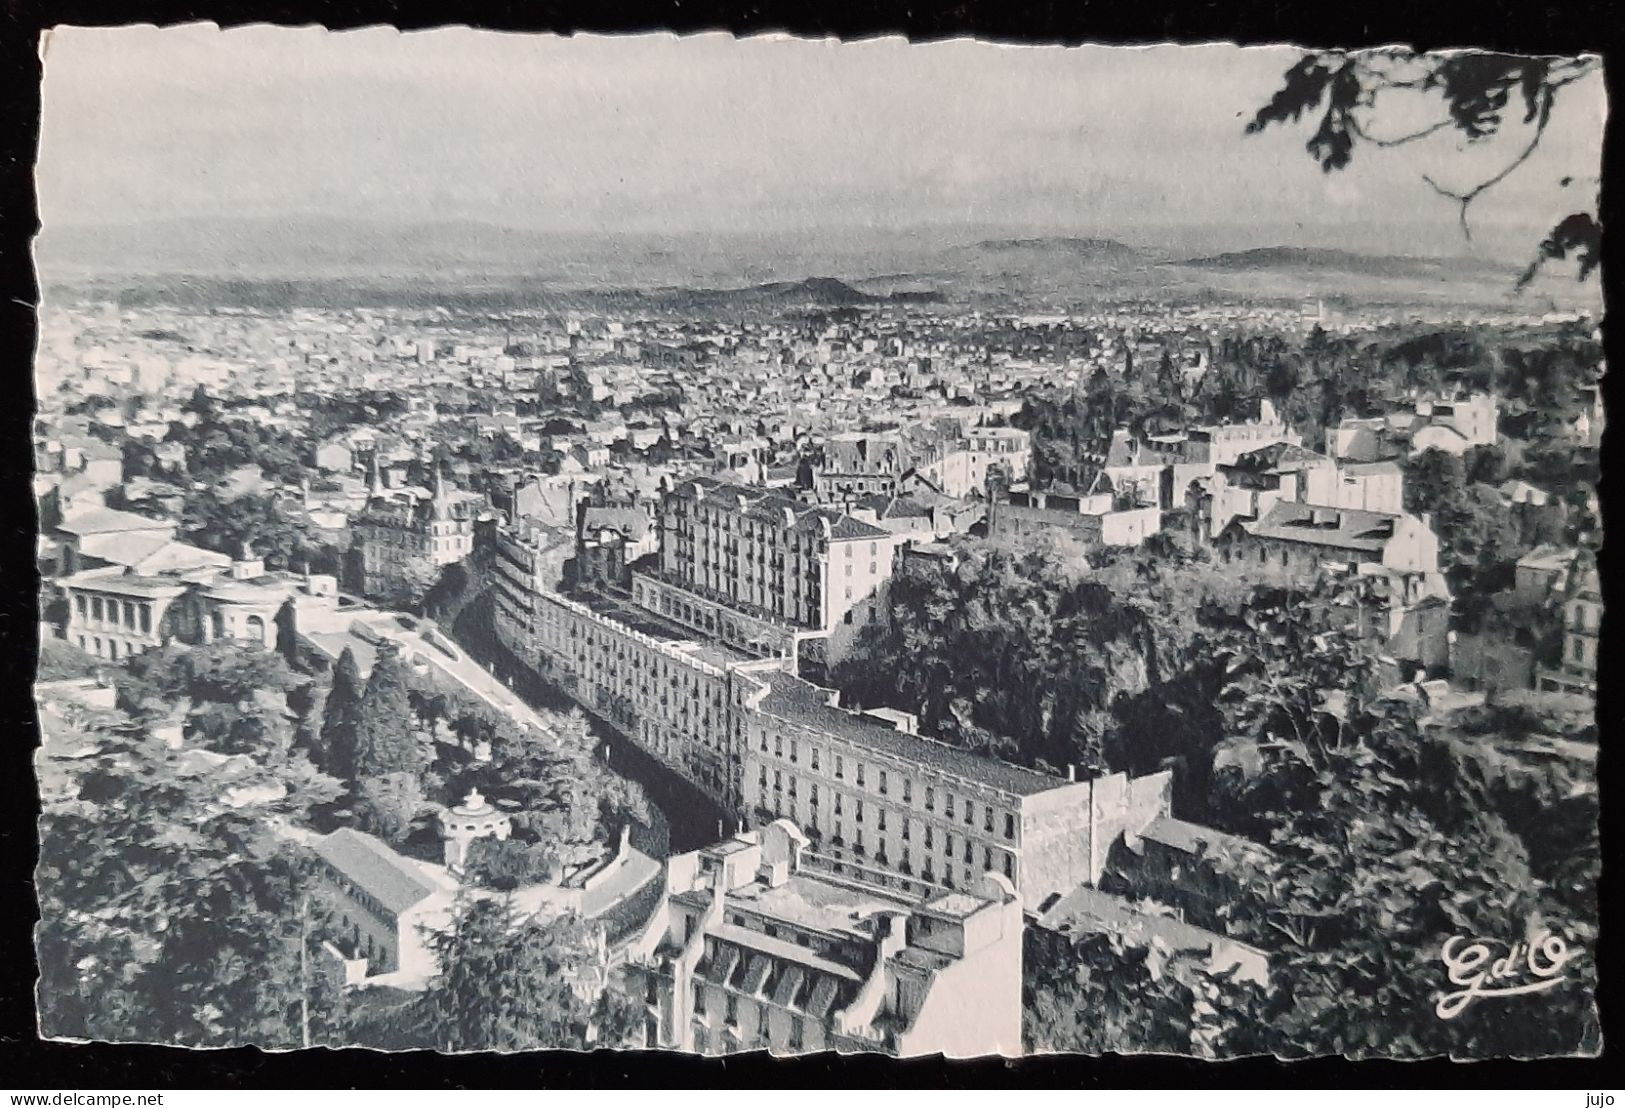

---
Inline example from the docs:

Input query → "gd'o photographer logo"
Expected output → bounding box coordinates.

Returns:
[1435,930,1581,1020]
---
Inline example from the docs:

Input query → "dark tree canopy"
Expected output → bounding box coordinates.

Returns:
[1248,49,1600,286]
[352,648,424,779]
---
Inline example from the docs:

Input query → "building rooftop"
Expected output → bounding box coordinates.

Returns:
[1242,501,1400,555]
[311,827,440,916]
[564,586,757,670]
[1516,544,1577,573]
[721,867,913,940]
[1041,885,1259,957]
[674,476,892,542]
[1341,460,1403,476]
[1135,816,1256,861]
[919,891,986,920]
[753,668,1072,798]
[55,507,174,536]
[1223,441,1328,475]
[58,568,192,597]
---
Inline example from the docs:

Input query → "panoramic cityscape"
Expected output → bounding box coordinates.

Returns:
[31,28,1603,1059]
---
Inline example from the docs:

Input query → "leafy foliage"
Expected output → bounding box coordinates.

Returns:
[376,897,641,1052]
[37,634,106,682]
[314,647,365,782]
[37,674,345,1046]
[1024,925,1252,1057]
[180,488,341,574]
[352,648,426,779]
[832,535,1247,777]
[1248,49,1600,276]
[1201,605,1599,1057]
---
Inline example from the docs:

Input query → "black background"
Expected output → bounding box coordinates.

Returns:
[0,0,1619,1088]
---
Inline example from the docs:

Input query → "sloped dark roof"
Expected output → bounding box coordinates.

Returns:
[754,669,1068,798]
[312,828,437,915]
[1225,442,1328,474]
[674,476,890,541]
[1242,501,1399,555]
[581,505,651,541]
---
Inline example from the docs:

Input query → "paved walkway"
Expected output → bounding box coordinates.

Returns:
[353,611,560,739]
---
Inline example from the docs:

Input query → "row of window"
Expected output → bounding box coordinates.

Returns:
[74,593,155,634]
[77,633,138,660]
[818,824,1015,887]
[758,735,1018,838]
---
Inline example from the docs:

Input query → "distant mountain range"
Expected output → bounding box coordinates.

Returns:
[1174,245,1517,280]
[36,219,1595,312]
[973,237,1145,262]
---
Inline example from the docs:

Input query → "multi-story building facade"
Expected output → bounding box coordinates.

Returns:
[1201,445,1404,540]
[57,542,347,661]
[910,426,1032,499]
[621,820,1024,1057]
[354,466,479,600]
[494,567,1173,907]
[58,570,192,661]
[734,666,1171,909]
[815,425,1032,503]
[494,578,774,806]
[1187,399,1303,468]
[815,432,908,499]
[651,477,908,668]
[1330,392,1500,462]
[1538,560,1600,695]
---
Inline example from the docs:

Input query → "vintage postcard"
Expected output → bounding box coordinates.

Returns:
[31,26,1603,1060]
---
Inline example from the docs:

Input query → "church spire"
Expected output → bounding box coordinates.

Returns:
[432,462,453,520]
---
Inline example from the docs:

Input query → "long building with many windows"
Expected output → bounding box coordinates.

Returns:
[734,665,1171,906]
[493,566,1171,909]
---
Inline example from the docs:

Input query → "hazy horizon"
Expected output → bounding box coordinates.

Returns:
[36,26,1606,276]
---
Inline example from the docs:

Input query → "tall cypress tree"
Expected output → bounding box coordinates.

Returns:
[353,647,421,780]
[316,648,365,782]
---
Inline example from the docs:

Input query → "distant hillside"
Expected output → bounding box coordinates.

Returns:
[1174,246,1514,280]
[38,217,1595,315]
[53,274,900,317]
[973,236,1144,262]
[673,276,871,305]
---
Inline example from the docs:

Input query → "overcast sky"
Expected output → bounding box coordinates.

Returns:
[36,25,1606,257]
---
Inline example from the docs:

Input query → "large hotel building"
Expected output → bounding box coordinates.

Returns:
[494,476,1172,911]
[642,476,908,670]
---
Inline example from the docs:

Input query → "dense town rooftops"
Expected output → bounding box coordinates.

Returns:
[310,827,440,915]
[752,668,1071,798]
